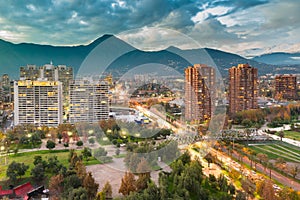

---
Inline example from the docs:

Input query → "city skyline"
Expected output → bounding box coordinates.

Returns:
[0,0,299,57]
[0,1,300,199]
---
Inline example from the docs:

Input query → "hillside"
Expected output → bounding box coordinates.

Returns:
[0,35,296,79]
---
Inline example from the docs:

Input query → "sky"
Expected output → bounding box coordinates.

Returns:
[0,0,299,57]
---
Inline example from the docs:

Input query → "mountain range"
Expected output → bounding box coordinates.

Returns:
[253,52,300,65]
[0,34,299,79]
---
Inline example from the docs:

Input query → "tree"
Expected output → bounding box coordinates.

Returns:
[257,153,268,170]
[83,172,99,200]
[204,153,214,168]
[6,161,29,182]
[256,179,276,200]
[47,156,64,174]
[278,131,285,141]
[75,161,87,180]
[289,164,299,178]
[217,174,228,192]
[70,152,81,169]
[102,181,112,199]
[278,187,300,200]
[119,171,136,196]
[33,155,47,168]
[93,147,108,158]
[31,163,45,182]
[136,157,151,174]
[57,132,63,143]
[95,192,106,200]
[62,174,82,198]
[82,147,92,161]
[136,158,151,191]
[88,137,95,145]
[64,142,69,148]
[236,191,247,200]
[46,140,56,150]
[31,132,42,147]
[69,187,88,200]
[136,174,150,192]
[49,174,64,198]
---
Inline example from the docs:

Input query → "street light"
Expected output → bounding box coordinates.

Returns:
[27,133,32,148]
[88,130,94,135]
[106,129,112,134]
[0,145,7,165]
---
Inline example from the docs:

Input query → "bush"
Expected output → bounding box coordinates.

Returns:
[46,140,56,150]
[99,156,113,163]
[93,147,107,158]
[76,140,83,147]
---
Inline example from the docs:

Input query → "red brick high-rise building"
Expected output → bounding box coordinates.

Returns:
[185,64,215,123]
[275,74,297,100]
[229,64,258,114]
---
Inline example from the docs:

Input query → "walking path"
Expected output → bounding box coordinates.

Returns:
[226,147,300,191]
[259,123,300,148]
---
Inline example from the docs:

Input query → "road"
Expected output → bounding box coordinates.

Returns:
[223,146,300,191]
[259,123,300,147]
[136,106,176,130]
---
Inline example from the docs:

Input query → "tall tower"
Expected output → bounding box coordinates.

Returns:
[185,64,215,123]
[14,80,63,127]
[19,63,73,99]
[275,74,297,100]
[229,64,258,114]
[69,79,109,123]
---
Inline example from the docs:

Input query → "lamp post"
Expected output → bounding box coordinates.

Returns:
[27,133,32,149]
[0,145,7,165]
[88,129,94,135]
[106,129,112,134]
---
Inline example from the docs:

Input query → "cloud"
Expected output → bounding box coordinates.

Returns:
[118,27,201,51]
[0,0,298,56]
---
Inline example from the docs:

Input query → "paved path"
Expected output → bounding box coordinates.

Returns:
[226,147,300,191]
[259,123,300,148]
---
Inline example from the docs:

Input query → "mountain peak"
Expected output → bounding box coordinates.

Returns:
[89,34,114,46]
[166,46,181,51]
[88,34,135,51]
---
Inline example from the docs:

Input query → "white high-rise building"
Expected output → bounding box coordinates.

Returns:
[69,79,109,123]
[14,80,63,127]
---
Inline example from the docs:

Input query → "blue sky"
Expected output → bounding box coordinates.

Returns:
[0,0,299,56]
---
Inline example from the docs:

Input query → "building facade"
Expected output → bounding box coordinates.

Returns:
[69,79,109,123]
[14,80,63,127]
[275,74,297,100]
[20,64,73,98]
[229,64,258,114]
[1,74,10,88]
[184,64,215,123]
[20,65,40,80]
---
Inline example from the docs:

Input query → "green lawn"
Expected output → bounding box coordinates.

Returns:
[283,130,300,141]
[248,143,300,163]
[0,149,101,181]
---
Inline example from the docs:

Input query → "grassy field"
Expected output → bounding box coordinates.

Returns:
[283,130,300,141]
[249,142,300,163]
[0,149,101,182]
